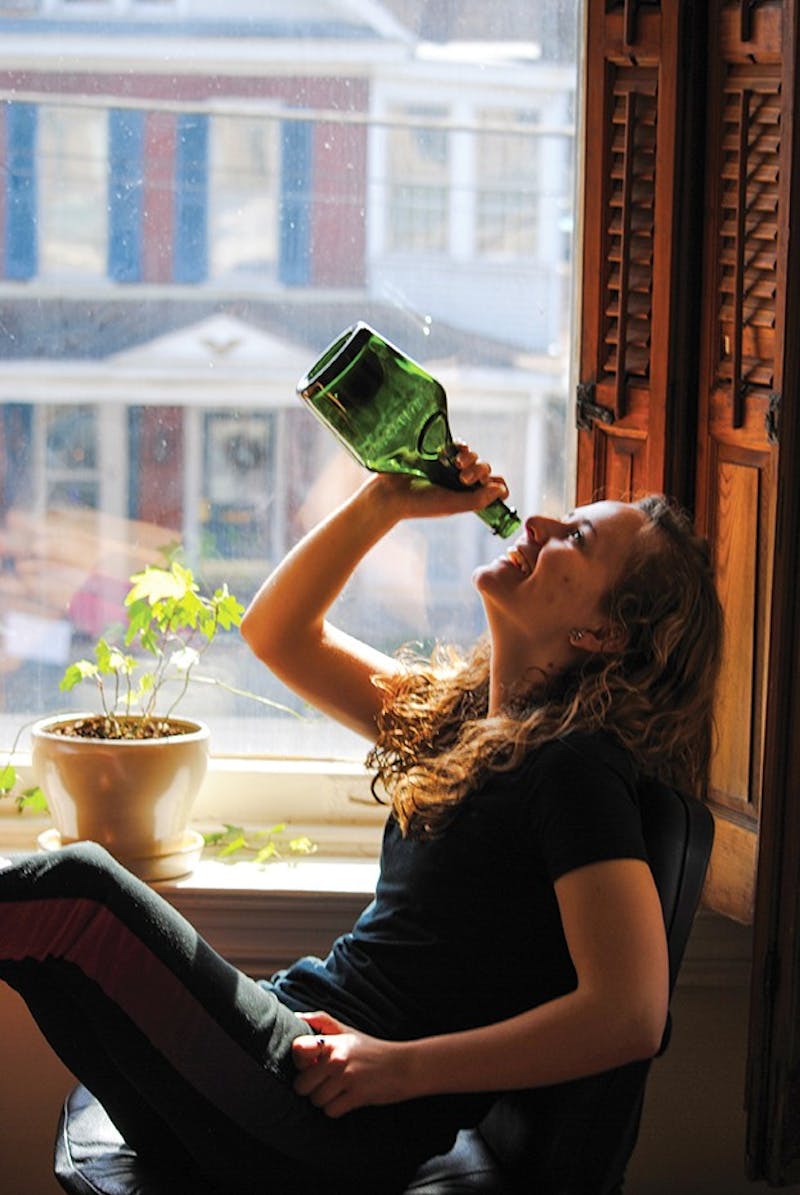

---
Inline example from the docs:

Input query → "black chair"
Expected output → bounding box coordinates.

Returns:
[54,780,713,1195]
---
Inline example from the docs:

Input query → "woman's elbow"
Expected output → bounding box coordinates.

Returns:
[239,608,262,654]
[239,606,283,666]
[620,997,669,1062]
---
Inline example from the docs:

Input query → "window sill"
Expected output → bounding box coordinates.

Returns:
[156,855,380,977]
[0,755,384,972]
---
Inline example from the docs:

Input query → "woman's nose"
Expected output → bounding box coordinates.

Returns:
[526,515,567,543]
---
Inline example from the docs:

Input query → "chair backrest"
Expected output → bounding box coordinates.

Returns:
[477,781,714,1195]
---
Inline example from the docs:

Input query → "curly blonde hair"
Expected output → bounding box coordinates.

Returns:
[366,495,723,837]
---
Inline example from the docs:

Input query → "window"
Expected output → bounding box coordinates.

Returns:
[476,108,541,257]
[210,114,278,282]
[0,1,580,764]
[39,106,108,278]
[43,404,99,508]
[386,106,450,253]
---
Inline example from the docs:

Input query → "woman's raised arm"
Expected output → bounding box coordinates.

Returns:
[240,458,509,741]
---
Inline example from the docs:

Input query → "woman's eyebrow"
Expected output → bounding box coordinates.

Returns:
[564,511,597,536]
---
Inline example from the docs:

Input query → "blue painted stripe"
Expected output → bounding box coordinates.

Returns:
[174,113,208,283]
[108,109,145,283]
[1,403,33,512]
[5,103,37,280]
[279,118,313,286]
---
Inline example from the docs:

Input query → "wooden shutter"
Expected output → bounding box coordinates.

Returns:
[575,0,700,503]
[740,0,800,1181]
[694,0,785,925]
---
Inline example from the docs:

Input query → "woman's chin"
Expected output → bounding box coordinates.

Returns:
[473,555,517,592]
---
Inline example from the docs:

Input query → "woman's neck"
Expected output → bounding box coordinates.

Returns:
[488,653,549,715]
[487,636,572,715]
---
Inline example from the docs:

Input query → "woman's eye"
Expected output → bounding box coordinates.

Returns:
[568,527,584,544]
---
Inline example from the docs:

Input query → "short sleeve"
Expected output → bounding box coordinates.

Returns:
[528,734,648,883]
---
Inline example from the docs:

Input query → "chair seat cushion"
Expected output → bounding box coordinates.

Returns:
[55,1084,509,1195]
[403,1129,509,1193]
[55,1085,217,1195]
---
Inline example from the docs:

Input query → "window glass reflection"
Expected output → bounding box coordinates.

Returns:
[0,0,580,757]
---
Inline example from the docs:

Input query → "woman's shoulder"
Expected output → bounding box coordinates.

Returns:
[531,729,636,789]
[521,731,647,880]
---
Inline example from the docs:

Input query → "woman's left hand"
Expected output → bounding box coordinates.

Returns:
[292,1010,410,1118]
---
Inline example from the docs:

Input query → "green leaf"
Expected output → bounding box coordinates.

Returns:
[96,641,135,677]
[0,764,18,793]
[123,598,156,646]
[16,786,49,815]
[60,659,99,692]
[202,823,240,847]
[125,565,187,608]
[218,833,247,858]
[255,841,280,863]
[170,560,198,594]
[288,836,317,856]
[214,588,244,630]
[202,822,317,865]
[138,626,161,655]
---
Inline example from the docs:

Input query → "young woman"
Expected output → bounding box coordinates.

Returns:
[0,450,721,1194]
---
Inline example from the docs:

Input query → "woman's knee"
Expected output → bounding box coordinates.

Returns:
[34,840,129,900]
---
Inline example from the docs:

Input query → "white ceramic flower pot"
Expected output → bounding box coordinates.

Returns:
[31,714,210,881]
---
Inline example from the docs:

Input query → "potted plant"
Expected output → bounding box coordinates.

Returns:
[1,554,286,881]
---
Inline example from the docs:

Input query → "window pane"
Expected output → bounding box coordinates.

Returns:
[0,0,580,759]
[476,109,541,256]
[387,107,449,253]
[210,115,278,280]
[39,106,108,277]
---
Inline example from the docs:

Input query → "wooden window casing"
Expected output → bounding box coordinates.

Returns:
[576,0,800,1178]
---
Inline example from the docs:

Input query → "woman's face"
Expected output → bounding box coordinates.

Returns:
[473,500,648,658]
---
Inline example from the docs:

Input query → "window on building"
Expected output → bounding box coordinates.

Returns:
[386,106,450,253]
[38,105,108,278]
[210,114,278,282]
[476,108,541,257]
[43,404,99,508]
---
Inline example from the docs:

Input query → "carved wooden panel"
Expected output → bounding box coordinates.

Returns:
[709,446,777,808]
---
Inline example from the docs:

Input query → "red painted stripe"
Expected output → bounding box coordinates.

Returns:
[142,111,176,283]
[311,120,366,287]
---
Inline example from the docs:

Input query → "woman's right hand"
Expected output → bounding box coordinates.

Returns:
[374,444,510,523]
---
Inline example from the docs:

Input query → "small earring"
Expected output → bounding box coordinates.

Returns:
[569,628,585,643]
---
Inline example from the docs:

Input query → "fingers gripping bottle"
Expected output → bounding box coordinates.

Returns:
[296,322,521,538]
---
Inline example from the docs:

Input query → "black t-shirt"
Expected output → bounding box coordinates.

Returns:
[269,731,648,1040]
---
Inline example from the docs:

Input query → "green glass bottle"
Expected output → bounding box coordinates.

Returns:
[296,322,521,538]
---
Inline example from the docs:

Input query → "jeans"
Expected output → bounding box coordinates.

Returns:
[0,843,464,1193]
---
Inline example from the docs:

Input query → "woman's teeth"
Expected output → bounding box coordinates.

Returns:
[507,547,531,576]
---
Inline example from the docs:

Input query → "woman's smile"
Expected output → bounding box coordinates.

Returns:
[505,540,536,577]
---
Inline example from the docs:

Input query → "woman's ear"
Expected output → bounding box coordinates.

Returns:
[572,625,627,655]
